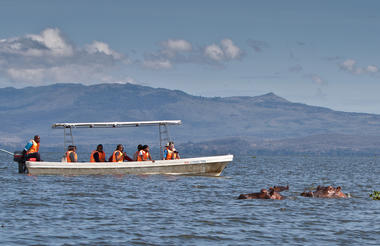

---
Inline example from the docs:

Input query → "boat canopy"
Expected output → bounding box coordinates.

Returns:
[52,120,182,129]
[52,120,181,159]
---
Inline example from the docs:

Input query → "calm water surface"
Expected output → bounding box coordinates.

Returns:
[0,154,380,245]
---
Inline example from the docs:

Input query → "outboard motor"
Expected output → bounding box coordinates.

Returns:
[13,150,27,173]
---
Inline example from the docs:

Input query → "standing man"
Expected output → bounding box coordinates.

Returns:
[24,135,41,161]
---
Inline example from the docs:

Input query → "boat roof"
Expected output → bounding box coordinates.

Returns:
[52,120,182,129]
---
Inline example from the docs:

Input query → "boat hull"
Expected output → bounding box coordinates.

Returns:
[26,155,233,176]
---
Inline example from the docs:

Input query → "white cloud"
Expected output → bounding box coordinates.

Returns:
[0,28,130,86]
[366,65,379,73]
[143,59,172,69]
[311,75,324,85]
[85,41,122,59]
[204,44,224,61]
[204,39,242,61]
[341,59,356,72]
[7,68,45,82]
[221,39,241,59]
[340,59,379,75]
[143,38,243,69]
[305,74,327,86]
[162,39,192,52]
[27,28,74,57]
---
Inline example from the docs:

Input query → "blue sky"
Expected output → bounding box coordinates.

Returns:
[0,0,379,113]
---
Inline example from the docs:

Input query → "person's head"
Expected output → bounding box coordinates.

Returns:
[143,145,149,151]
[137,144,143,151]
[34,135,40,143]
[97,144,103,152]
[116,144,124,151]
[68,145,75,151]
[169,142,174,150]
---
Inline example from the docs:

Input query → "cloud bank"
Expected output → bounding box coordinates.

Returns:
[0,28,127,86]
[340,59,379,75]
[142,38,243,69]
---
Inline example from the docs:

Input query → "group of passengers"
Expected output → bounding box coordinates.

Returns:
[64,142,180,163]
[23,135,180,163]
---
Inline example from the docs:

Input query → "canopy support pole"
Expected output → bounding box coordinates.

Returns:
[159,124,171,159]
[63,127,74,153]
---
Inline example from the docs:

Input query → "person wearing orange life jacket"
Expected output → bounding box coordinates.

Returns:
[138,145,154,161]
[163,142,174,160]
[163,141,180,160]
[111,144,125,162]
[23,135,41,161]
[90,144,106,162]
[133,144,143,161]
[65,145,78,162]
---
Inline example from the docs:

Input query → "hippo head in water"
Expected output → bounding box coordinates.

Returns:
[269,185,289,192]
[238,188,284,200]
[301,185,348,198]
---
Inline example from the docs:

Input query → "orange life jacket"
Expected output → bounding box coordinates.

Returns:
[27,140,40,154]
[133,150,139,161]
[112,150,124,162]
[137,150,144,161]
[90,150,106,162]
[143,151,150,160]
[66,151,78,162]
[165,149,174,160]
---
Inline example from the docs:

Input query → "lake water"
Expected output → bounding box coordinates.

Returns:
[0,154,380,245]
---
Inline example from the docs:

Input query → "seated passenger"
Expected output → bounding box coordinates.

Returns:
[133,144,143,161]
[138,145,153,161]
[66,145,78,162]
[173,149,180,160]
[164,141,179,160]
[172,142,180,159]
[90,144,106,162]
[111,144,124,162]
[143,145,153,161]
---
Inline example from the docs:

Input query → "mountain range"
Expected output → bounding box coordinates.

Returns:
[1,83,380,155]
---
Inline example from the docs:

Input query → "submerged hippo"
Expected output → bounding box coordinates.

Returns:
[269,185,289,192]
[300,185,348,198]
[238,187,286,200]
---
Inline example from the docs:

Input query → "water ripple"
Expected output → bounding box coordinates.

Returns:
[1,155,380,245]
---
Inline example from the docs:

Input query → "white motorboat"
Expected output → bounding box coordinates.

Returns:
[23,120,233,176]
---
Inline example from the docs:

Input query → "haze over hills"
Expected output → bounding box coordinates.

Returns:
[1,83,380,155]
